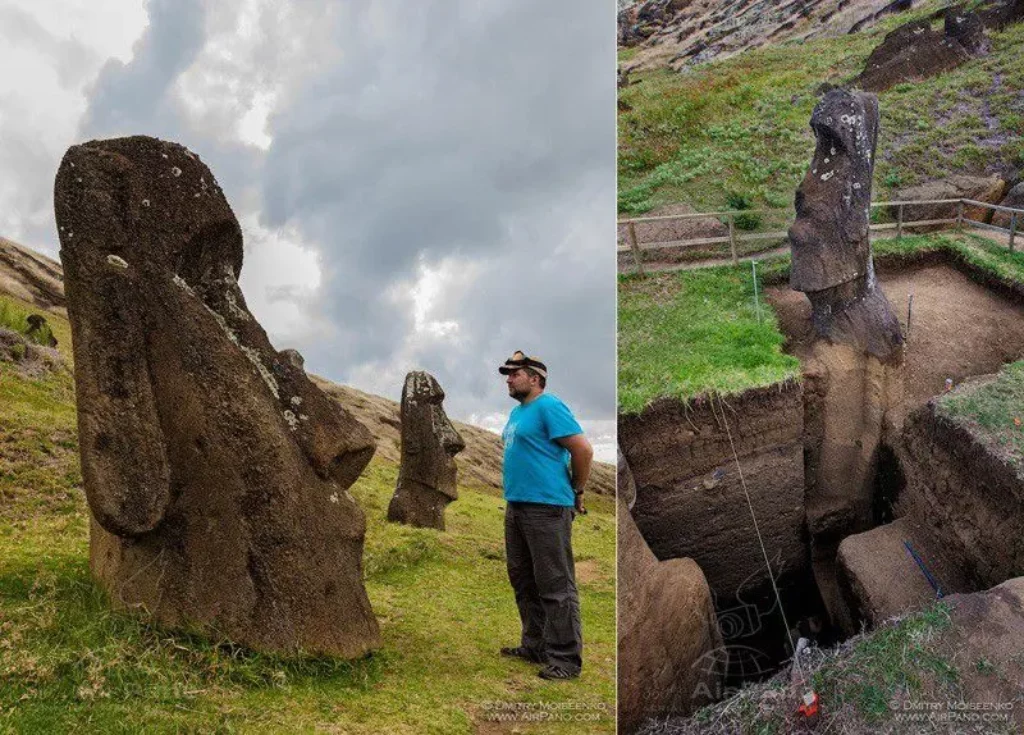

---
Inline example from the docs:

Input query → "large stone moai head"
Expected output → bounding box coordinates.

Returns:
[789,88,902,362]
[54,136,381,658]
[387,371,465,530]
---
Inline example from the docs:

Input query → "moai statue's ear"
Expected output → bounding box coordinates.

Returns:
[55,145,171,537]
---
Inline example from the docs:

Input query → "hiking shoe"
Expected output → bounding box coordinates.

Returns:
[500,646,544,663]
[538,664,579,680]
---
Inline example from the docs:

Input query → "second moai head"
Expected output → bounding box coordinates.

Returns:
[387,371,466,530]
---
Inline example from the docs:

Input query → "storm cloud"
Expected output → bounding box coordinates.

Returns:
[1,0,617,458]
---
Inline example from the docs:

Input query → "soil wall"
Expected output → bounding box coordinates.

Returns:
[619,382,808,599]
[895,397,1024,590]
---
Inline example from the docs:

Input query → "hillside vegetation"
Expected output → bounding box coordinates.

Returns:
[0,290,615,733]
[618,0,1024,215]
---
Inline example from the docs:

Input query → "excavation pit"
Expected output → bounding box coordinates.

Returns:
[620,241,1024,694]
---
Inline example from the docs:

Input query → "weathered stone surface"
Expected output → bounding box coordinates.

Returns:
[790,88,903,362]
[854,11,979,92]
[618,498,723,733]
[387,371,465,530]
[25,314,57,347]
[55,135,380,658]
[993,181,1024,229]
[895,174,1007,227]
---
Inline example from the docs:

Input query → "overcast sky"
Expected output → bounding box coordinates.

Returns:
[0,0,617,461]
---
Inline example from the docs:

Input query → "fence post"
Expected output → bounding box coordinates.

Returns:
[627,222,645,276]
[1011,213,1017,252]
[896,203,903,240]
[956,200,964,231]
[728,213,738,265]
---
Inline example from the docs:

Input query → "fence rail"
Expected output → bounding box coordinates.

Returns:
[618,198,1024,275]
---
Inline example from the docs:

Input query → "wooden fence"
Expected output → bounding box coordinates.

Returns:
[617,198,1024,275]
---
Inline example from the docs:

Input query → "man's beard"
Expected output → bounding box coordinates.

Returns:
[508,386,530,402]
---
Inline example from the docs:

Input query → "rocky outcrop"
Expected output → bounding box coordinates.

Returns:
[618,497,723,733]
[55,135,380,658]
[387,371,465,530]
[0,237,65,315]
[894,175,1007,227]
[619,0,914,73]
[993,181,1024,229]
[854,8,986,93]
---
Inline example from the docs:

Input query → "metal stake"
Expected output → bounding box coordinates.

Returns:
[752,260,762,324]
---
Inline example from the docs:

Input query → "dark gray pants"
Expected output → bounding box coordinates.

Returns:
[505,502,583,673]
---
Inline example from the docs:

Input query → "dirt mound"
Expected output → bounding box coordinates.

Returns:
[619,0,911,73]
[0,237,65,315]
[938,576,1024,719]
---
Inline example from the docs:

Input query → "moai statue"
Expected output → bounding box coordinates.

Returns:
[788,91,905,632]
[789,88,903,363]
[387,371,465,530]
[54,136,381,658]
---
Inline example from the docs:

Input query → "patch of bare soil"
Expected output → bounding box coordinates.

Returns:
[767,263,1024,410]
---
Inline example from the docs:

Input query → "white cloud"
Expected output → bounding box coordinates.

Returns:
[0,0,617,449]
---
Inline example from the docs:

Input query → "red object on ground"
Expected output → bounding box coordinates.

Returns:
[797,690,819,718]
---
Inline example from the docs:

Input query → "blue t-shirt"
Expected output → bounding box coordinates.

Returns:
[501,393,583,506]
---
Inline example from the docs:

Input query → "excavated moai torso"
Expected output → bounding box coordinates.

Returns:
[789,88,903,363]
[54,136,381,658]
[387,371,465,530]
[788,91,906,633]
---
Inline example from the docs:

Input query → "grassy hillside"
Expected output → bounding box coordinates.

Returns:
[618,232,1024,412]
[618,0,1024,215]
[0,297,615,733]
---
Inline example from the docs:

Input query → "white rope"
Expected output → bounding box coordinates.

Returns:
[711,394,806,685]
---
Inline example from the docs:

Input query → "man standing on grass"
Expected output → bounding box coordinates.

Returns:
[498,350,592,681]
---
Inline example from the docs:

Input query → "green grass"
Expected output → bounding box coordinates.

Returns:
[937,360,1024,472]
[618,264,800,413]
[0,316,615,733]
[618,0,1024,215]
[811,603,957,726]
[619,231,1024,413]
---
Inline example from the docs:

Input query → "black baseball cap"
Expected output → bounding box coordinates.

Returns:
[498,350,548,379]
